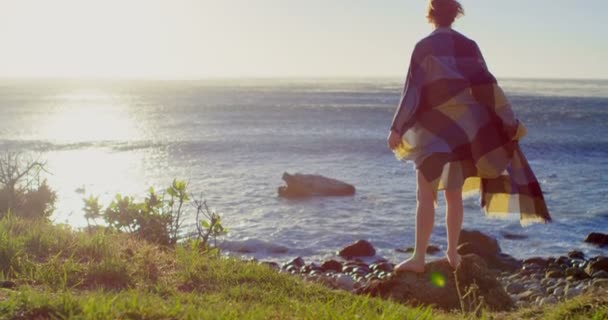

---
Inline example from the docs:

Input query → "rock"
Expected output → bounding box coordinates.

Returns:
[540,296,558,306]
[553,286,565,297]
[565,267,589,280]
[457,242,520,271]
[458,230,501,255]
[592,270,608,279]
[584,233,608,247]
[283,257,305,270]
[592,279,608,289]
[370,262,393,274]
[546,270,565,279]
[567,250,585,260]
[506,283,526,294]
[356,254,513,311]
[338,240,376,258]
[516,289,540,301]
[523,257,548,268]
[321,260,343,273]
[585,256,608,276]
[565,286,582,299]
[501,231,528,240]
[335,274,357,291]
[260,261,280,271]
[278,173,355,198]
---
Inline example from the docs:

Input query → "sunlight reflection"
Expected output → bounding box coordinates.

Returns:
[42,90,139,143]
[45,149,147,226]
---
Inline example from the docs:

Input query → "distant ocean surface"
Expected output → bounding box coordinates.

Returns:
[0,78,607,263]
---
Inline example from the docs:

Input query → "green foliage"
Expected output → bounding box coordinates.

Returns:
[0,153,56,220]
[194,198,228,250]
[82,195,101,226]
[83,179,226,248]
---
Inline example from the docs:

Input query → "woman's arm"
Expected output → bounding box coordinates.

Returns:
[390,44,425,137]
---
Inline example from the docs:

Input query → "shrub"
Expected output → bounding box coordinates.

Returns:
[83,179,226,248]
[0,153,56,220]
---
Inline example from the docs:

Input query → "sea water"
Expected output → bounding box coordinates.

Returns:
[0,78,606,263]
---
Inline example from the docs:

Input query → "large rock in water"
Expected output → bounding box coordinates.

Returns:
[585,232,608,247]
[338,240,376,258]
[356,254,513,311]
[278,173,356,198]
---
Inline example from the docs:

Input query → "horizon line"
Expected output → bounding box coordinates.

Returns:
[1,75,607,82]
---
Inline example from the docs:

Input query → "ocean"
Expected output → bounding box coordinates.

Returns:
[0,78,607,263]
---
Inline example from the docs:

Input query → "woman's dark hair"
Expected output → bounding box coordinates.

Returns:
[426,0,464,27]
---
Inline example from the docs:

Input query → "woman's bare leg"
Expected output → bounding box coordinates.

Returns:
[444,187,463,269]
[395,171,435,273]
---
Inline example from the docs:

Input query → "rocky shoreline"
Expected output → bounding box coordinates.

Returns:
[257,230,608,311]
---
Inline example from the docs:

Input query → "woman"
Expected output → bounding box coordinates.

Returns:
[388,0,551,273]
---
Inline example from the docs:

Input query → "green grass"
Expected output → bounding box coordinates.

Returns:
[0,215,606,319]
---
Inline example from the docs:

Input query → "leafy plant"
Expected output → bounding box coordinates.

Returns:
[82,179,225,248]
[193,196,228,250]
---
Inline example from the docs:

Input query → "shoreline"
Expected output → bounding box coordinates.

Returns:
[256,229,608,309]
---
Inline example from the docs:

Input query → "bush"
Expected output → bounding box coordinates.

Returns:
[84,179,227,248]
[0,153,56,220]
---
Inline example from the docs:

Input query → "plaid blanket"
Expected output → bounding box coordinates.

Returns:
[390,28,551,224]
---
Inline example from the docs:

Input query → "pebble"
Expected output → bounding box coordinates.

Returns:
[540,296,558,306]
[335,274,356,291]
[506,283,526,294]
[565,286,581,299]
[553,286,565,297]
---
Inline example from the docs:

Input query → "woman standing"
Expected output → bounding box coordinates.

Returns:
[387,0,551,273]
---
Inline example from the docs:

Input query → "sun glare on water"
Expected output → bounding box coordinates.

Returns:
[41,90,139,144]
[38,89,149,225]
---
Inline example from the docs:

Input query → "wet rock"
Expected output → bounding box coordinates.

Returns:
[584,232,608,247]
[501,231,528,240]
[300,263,321,274]
[338,240,376,258]
[567,250,585,260]
[283,257,305,270]
[370,262,394,273]
[321,260,343,273]
[278,173,355,198]
[356,254,513,311]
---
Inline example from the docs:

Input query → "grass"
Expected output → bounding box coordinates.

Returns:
[0,215,606,319]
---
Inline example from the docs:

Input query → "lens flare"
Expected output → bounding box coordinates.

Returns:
[429,272,446,288]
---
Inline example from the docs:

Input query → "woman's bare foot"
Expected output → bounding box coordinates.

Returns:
[445,250,462,269]
[394,256,425,274]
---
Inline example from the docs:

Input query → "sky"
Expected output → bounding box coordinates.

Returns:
[0,0,607,79]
